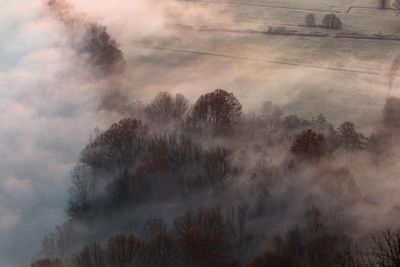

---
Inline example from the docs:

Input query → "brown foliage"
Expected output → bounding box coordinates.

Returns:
[106,234,149,267]
[74,243,106,267]
[174,207,234,239]
[191,89,242,133]
[290,129,327,160]
[180,226,229,267]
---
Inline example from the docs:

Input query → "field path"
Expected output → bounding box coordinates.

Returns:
[130,45,383,76]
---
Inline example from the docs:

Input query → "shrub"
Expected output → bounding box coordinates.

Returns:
[322,14,342,29]
[305,13,316,27]
[290,129,327,160]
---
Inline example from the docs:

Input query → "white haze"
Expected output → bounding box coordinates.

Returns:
[2,0,400,266]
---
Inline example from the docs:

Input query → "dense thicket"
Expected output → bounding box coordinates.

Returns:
[33,91,400,267]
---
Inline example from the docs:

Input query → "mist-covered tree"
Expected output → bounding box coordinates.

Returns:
[305,13,316,27]
[283,115,310,131]
[248,208,355,267]
[191,89,242,133]
[106,234,149,266]
[382,97,400,129]
[260,101,284,131]
[174,207,234,267]
[83,23,125,70]
[67,165,93,219]
[74,243,106,267]
[145,92,189,123]
[322,14,342,29]
[147,232,176,267]
[337,122,367,152]
[39,222,76,259]
[246,249,300,267]
[80,118,148,175]
[371,228,400,267]
[290,129,327,160]
[76,118,149,209]
[31,258,62,267]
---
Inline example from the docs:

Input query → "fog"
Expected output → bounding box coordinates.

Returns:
[2,0,400,266]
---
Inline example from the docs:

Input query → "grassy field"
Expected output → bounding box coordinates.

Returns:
[125,0,400,131]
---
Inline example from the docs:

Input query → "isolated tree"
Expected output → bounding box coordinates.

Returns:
[322,14,343,29]
[145,92,189,123]
[305,13,316,27]
[337,122,367,152]
[191,89,242,133]
[383,97,400,129]
[83,23,124,70]
[80,118,148,175]
[290,129,327,160]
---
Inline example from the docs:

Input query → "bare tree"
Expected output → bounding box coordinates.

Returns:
[179,226,230,267]
[147,233,176,267]
[68,165,93,219]
[74,243,106,267]
[337,122,367,152]
[83,23,125,70]
[106,234,149,267]
[202,147,233,186]
[80,118,148,176]
[145,92,189,123]
[191,89,242,133]
[31,258,62,267]
[371,228,400,267]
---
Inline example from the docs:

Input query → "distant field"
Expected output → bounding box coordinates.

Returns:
[125,0,400,131]
[180,0,379,12]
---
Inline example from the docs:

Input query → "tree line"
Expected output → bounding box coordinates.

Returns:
[31,89,400,267]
